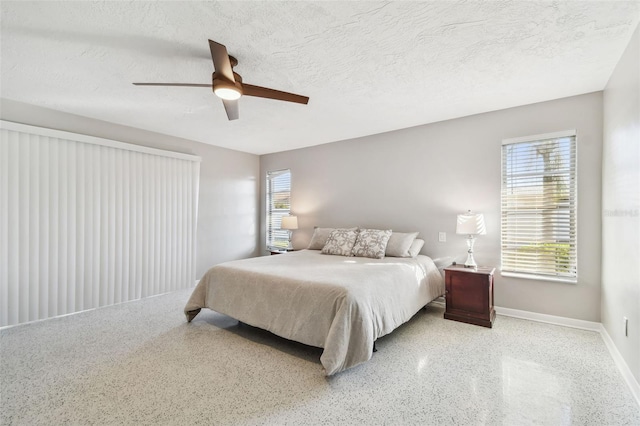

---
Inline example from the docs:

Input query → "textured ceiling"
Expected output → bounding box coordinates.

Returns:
[1,1,638,155]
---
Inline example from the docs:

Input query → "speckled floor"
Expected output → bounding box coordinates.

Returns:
[1,289,638,426]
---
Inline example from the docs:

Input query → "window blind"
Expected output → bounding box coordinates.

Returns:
[266,169,291,250]
[0,121,200,327]
[501,130,577,281]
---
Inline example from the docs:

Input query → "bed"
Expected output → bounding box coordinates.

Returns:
[184,249,444,375]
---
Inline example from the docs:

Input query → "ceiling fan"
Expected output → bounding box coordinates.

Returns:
[133,40,309,121]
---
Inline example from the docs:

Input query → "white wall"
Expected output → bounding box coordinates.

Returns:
[261,92,603,321]
[602,25,640,383]
[1,99,260,279]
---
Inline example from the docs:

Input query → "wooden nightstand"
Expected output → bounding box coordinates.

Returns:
[444,264,496,328]
[270,249,293,255]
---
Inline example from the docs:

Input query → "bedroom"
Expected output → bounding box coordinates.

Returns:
[1,1,639,424]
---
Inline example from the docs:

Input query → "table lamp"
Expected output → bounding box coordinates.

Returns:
[456,210,486,268]
[281,216,298,251]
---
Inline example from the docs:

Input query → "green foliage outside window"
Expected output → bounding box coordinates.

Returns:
[517,242,572,273]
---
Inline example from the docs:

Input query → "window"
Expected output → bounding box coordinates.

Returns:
[266,169,291,249]
[501,130,577,281]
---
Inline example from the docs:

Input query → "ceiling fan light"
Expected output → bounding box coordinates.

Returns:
[214,86,241,100]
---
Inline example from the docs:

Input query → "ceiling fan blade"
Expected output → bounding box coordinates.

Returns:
[133,83,212,87]
[242,84,309,104]
[222,99,239,120]
[208,40,235,82]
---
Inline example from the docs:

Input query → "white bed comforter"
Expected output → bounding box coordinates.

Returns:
[184,250,444,375]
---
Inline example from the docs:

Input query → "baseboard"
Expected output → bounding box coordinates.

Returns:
[599,324,640,406]
[495,306,639,407]
[1,287,195,331]
[495,306,601,331]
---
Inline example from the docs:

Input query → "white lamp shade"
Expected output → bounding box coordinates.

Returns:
[281,216,298,230]
[456,211,486,235]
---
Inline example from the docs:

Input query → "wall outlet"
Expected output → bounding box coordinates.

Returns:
[438,232,446,242]
[623,317,628,337]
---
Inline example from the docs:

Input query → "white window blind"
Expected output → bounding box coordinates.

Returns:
[0,121,200,327]
[266,169,291,250]
[501,130,577,281]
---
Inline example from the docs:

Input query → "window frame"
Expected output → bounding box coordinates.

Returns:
[500,130,578,283]
[265,168,292,250]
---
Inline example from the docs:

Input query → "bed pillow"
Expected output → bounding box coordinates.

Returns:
[308,227,357,250]
[408,238,425,258]
[321,228,359,256]
[351,228,393,259]
[385,232,419,257]
[307,227,334,250]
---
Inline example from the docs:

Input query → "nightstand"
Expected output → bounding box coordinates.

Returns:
[270,249,293,255]
[444,264,496,328]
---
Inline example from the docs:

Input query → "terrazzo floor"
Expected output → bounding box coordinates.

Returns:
[1,288,638,425]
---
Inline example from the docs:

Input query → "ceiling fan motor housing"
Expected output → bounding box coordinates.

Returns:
[212,72,243,98]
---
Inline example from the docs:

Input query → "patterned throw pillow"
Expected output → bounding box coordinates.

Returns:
[351,228,393,259]
[308,227,357,250]
[321,228,359,256]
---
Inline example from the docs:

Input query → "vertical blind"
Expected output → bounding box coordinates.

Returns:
[0,121,200,327]
[266,169,291,249]
[501,130,577,280]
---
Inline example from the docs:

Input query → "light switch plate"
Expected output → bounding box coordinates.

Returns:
[438,232,446,242]
[624,317,628,337]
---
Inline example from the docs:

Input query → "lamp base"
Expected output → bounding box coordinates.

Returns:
[464,235,477,268]
[286,230,293,251]
[464,254,477,268]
